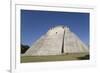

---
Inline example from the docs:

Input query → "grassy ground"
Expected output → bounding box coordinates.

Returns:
[21,53,89,63]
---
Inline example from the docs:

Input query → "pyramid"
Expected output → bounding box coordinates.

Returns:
[24,25,89,56]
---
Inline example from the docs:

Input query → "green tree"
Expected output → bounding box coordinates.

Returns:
[21,44,30,54]
[77,54,90,60]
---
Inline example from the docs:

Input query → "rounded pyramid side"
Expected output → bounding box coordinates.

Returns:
[64,27,89,54]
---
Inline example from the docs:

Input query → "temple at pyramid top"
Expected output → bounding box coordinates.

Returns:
[24,25,89,56]
[49,25,69,30]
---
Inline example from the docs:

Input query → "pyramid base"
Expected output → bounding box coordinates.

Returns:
[21,52,89,63]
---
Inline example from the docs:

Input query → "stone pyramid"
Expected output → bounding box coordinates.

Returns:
[24,25,89,56]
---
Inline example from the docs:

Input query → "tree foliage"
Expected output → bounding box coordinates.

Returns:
[77,54,89,60]
[21,44,30,54]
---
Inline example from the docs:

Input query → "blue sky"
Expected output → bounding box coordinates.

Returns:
[21,10,89,47]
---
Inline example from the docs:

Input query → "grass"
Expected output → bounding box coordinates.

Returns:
[21,53,89,63]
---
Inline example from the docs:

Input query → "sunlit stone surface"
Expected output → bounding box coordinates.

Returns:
[24,25,89,56]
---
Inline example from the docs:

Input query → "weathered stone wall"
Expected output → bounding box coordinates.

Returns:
[24,26,64,56]
[24,26,89,56]
[64,27,89,53]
